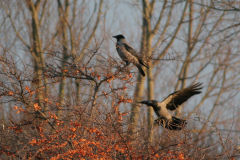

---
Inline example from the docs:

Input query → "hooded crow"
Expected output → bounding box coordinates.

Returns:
[138,82,203,130]
[113,34,149,76]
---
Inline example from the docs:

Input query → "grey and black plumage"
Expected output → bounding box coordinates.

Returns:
[113,34,149,76]
[138,82,203,130]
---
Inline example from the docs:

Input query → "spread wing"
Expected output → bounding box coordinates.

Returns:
[123,43,149,69]
[163,82,203,111]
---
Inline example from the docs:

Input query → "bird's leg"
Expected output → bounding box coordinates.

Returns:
[118,61,129,73]
[162,119,166,128]
[122,61,130,72]
[155,117,166,128]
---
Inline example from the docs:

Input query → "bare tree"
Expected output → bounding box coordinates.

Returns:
[127,0,240,145]
[0,0,240,159]
[129,0,188,142]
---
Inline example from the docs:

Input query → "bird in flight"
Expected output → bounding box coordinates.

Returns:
[138,82,203,130]
[113,34,149,76]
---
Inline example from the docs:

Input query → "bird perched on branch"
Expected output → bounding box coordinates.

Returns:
[138,83,203,130]
[113,34,149,76]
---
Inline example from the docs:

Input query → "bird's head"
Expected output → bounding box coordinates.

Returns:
[137,100,158,107]
[113,34,125,41]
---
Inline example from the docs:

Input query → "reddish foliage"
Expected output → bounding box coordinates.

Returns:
[0,49,238,160]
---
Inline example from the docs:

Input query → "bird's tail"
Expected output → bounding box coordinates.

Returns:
[136,64,146,76]
[139,59,149,69]
[155,116,187,130]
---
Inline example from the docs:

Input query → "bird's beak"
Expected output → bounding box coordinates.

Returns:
[112,35,116,38]
[137,101,152,106]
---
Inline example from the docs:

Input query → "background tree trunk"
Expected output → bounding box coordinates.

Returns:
[57,0,70,118]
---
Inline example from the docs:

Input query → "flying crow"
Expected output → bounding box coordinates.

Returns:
[113,34,148,76]
[138,82,203,130]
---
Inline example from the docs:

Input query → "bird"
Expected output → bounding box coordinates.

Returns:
[137,82,203,130]
[113,34,149,76]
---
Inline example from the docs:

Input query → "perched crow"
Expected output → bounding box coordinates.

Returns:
[138,83,203,130]
[113,34,148,76]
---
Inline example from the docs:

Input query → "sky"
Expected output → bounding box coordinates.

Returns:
[1,0,240,131]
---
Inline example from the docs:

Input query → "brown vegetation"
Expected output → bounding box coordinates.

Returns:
[0,0,240,159]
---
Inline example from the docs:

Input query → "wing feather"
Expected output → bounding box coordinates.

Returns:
[163,82,203,111]
[123,43,149,69]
